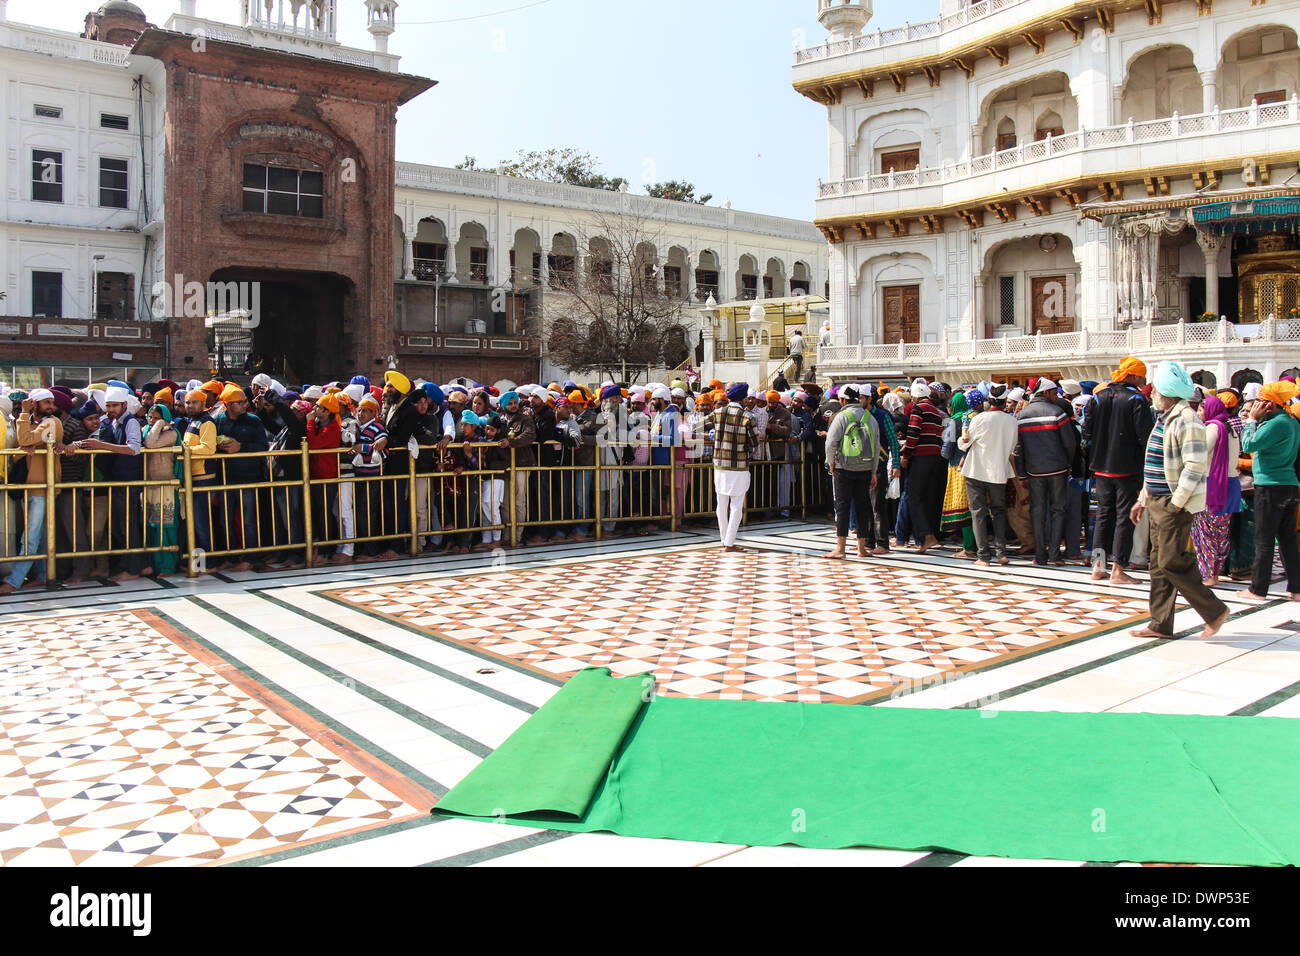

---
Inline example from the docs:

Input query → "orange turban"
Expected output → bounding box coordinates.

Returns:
[201,379,224,397]
[709,379,724,391]
[1215,389,1239,410]
[153,387,173,408]
[1111,357,1147,383]
[316,393,341,418]
[567,390,587,407]
[185,389,208,403]
[766,390,781,402]
[1258,381,1299,406]
[220,384,246,404]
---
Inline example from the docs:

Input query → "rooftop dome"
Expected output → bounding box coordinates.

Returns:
[97,1,146,17]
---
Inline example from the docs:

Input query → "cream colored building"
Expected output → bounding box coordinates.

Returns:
[797,0,1300,388]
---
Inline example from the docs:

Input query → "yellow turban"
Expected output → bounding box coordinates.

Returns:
[384,370,411,394]
[1258,381,1299,407]
[1111,357,1147,383]
[185,389,208,403]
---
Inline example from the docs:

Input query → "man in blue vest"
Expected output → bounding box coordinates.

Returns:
[78,385,146,581]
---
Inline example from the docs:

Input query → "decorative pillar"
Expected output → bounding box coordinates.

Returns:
[971,125,983,159]
[699,296,718,382]
[444,239,458,284]
[1196,229,1226,317]
[538,250,549,288]
[685,253,696,302]
[972,274,986,341]
[575,250,586,294]
[1200,70,1218,114]
[402,230,415,280]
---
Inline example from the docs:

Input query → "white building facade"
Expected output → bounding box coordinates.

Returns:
[0,1,827,387]
[797,0,1300,388]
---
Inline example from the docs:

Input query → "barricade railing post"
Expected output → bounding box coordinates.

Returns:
[594,455,603,540]
[44,442,56,585]
[408,449,419,556]
[801,445,808,519]
[300,439,314,568]
[669,450,677,533]
[183,445,197,577]
[508,446,519,548]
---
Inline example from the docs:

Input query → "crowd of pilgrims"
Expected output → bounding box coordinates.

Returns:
[0,357,1297,602]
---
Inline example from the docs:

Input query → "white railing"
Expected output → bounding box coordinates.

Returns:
[820,320,1300,371]
[818,100,1300,199]
[796,0,1030,65]
[5,21,132,66]
[394,163,825,243]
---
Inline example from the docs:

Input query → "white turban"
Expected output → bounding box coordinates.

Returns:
[1006,387,1026,403]
[670,387,686,398]
[29,388,54,403]
[649,384,671,401]
[90,389,107,411]
[251,373,273,390]
[1035,378,1058,394]
[881,393,904,413]
[1243,382,1262,402]
[186,379,203,393]
[343,384,366,403]
[126,395,141,416]
[103,386,130,404]
[303,385,324,401]
[909,381,930,400]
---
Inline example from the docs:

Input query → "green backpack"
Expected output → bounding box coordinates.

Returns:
[840,408,876,462]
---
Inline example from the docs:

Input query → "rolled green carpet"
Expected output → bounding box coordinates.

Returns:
[435,668,1300,865]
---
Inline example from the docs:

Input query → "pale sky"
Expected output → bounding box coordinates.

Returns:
[9,0,927,220]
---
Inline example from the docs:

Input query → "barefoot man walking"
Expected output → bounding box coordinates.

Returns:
[1129,360,1229,640]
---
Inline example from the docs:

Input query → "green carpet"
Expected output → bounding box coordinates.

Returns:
[434,668,1300,865]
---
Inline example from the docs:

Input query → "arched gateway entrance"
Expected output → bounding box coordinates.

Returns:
[209,268,353,384]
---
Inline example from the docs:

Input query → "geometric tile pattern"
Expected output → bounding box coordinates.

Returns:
[327,547,1151,704]
[0,610,430,866]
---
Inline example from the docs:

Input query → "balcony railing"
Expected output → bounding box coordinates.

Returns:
[413,258,446,281]
[796,0,1030,65]
[818,100,1300,199]
[818,319,1300,371]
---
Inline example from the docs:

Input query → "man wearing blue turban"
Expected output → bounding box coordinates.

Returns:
[1129,360,1229,640]
[712,384,758,551]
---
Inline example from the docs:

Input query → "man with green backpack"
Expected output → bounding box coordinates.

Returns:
[824,385,881,559]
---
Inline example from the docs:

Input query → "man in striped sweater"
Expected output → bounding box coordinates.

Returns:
[1129,361,1228,640]
[900,380,946,553]
[1014,378,1078,566]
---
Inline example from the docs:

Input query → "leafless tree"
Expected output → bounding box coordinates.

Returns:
[544,212,692,383]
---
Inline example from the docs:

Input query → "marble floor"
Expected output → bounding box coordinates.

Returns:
[1,520,1297,867]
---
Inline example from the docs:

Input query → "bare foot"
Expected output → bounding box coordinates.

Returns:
[953,550,973,560]
[870,546,888,556]
[1090,567,1108,581]
[824,550,845,560]
[226,562,252,574]
[1200,609,1230,639]
[998,556,1010,566]
[328,554,352,565]
[376,550,399,562]
[1110,570,1140,586]
[1202,576,1219,588]
[1235,590,1271,604]
[0,584,17,595]
[109,572,139,583]
[1130,625,1172,638]
[64,577,86,585]
[973,559,991,568]
[1292,593,1300,602]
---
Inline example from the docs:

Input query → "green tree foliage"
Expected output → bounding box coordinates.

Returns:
[646,180,713,205]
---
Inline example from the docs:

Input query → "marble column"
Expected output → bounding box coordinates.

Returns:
[1196,229,1226,318]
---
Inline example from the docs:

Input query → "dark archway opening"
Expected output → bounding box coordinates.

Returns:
[209,267,353,385]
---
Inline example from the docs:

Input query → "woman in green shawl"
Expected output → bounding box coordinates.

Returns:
[142,403,180,575]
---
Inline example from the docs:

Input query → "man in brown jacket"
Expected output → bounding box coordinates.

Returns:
[1,389,65,593]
